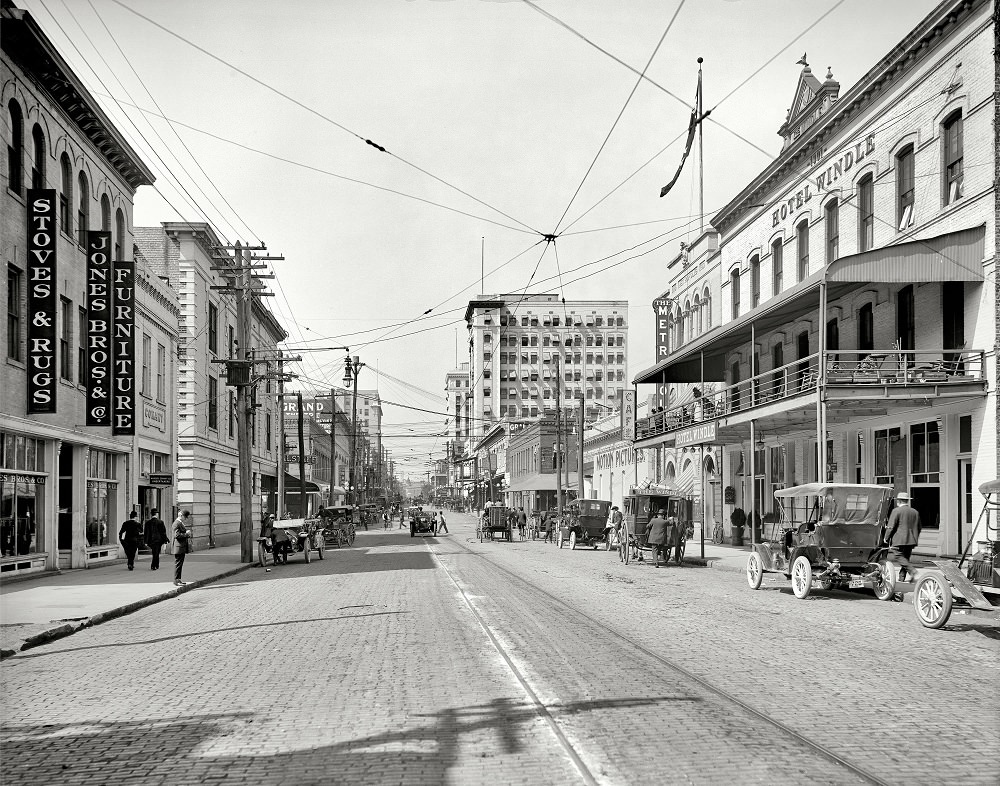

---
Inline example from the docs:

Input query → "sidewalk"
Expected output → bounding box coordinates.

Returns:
[684,539,752,573]
[0,544,254,659]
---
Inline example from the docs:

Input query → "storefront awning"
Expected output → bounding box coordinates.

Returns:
[507,472,579,493]
[633,225,986,387]
[283,472,320,493]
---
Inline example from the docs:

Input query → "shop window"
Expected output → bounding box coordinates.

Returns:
[942,111,963,205]
[86,448,118,549]
[825,199,839,262]
[1,470,42,557]
[858,175,874,251]
[874,427,901,485]
[910,421,940,484]
[896,145,915,230]
[7,265,23,361]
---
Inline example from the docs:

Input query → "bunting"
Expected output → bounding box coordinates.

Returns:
[659,75,710,198]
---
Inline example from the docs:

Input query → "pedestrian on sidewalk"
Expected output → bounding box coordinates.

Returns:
[118,511,143,571]
[517,507,527,539]
[144,508,168,570]
[436,510,449,535]
[646,508,670,568]
[172,510,193,586]
[886,491,921,592]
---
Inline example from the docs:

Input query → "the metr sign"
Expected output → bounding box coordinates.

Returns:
[652,294,673,360]
[26,190,58,413]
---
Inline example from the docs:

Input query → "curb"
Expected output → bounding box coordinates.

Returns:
[1,562,256,660]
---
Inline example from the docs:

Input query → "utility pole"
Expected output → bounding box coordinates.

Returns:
[555,355,562,518]
[212,240,283,563]
[277,353,286,515]
[344,354,365,507]
[577,402,585,500]
[329,387,336,505]
[296,391,306,518]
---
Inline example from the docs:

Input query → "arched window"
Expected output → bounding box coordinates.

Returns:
[693,294,702,335]
[31,124,45,190]
[730,269,740,319]
[771,238,783,295]
[750,254,761,308]
[7,99,24,195]
[896,144,914,229]
[857,174,874,251]
[101,194,111,231]
[676,304,685,346]
[77,171,90,246]
[59,153,72,233]
[824,198,839,262]
[115,209,125,260]
[942,111,963,205]
[702,287,712,329]
[796,220,809,282]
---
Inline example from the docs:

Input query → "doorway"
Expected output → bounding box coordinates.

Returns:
[910,485,940,555]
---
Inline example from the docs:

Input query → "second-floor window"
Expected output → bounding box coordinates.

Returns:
[825,198,839,262]
[896,145,915,230]
[796,220,809,281]
[771,238,783,295]
[730,270,740,318]
[60,297,72,381]
[141,334,151,395]
[7,265,23,361]
[157,343,166,401]
[208,376,219,430]
[7,100,23,195]
[750,255,760,308]
[942,111,963,205]
[858,175,874,252]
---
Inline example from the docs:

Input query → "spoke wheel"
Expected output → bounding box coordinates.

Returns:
[569,531,577,550]
[258,541,268,568]
[676,537,686,564]
[303,538,311,563]
[317,539,324,560]
[347,526,356,547]
[871,560,895,601]
[746,552,764,589]
[791,555,813,599]
[621,526,631,564]
[557,531,564,549]
[913,574,953,629]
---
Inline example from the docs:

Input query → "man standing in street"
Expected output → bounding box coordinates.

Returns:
[118,511,143,571]
[886,491,922,588]
[144,508,168,571]
[172,510,193,586]
[645,508,670,568]
[436,510,449,535]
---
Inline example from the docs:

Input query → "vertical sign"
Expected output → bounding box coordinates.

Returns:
[112,253,135,434]
[26,190,58,413]
[621,390,636,441]
[86,231,112,425]
[652,293,674,410]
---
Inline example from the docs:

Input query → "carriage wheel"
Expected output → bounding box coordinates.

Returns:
[303,539,311,563]
[258,541,268,568]
[746,552,764,589]
[913,574,953,629]
[347,526,356,547]
[791,556,813,599]
[871,559,895,601]
[621,527,631,564]
[569,531,577,550]
[676,537,686,564]
[316,538,324,560]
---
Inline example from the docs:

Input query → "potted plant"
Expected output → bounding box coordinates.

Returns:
[730,507,747,546]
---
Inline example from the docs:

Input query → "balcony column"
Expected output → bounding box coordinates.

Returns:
[816,280,827,482]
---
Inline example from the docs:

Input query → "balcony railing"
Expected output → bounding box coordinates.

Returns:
[635,348,985,441]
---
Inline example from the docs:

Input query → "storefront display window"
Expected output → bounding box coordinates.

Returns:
[1,475,43,556]
[910,421,940,484]
[874,427,901,485]
[86,449,118,548]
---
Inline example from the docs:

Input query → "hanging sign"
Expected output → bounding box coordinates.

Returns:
[112,254,135,434]
[621,390,636,441]
[86,231,113,425]
[26,190,58,413]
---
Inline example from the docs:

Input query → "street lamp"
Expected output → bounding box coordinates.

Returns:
[343,354,365,507]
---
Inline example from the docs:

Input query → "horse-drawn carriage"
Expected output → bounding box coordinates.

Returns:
[257,517,325,567]
[478,505,513,542]
[619,486,693,565]
[557,499,613,550]
[745,483,896,599]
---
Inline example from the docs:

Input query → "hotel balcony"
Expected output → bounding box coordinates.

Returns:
[634,349,986,447]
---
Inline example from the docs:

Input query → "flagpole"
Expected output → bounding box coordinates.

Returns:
[697,57,704,233]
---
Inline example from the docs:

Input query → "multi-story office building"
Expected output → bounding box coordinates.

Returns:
[445,362,472,499]
[634,0,995,555]
[465,294,629,441]
[135,223,286,549]
[2,2,158,576]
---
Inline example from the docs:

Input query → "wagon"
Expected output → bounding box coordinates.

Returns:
[910,480,1000,629]
[479,506,513,543]
[745,483,895,599]
[317,505,356,549]
[557,499,613,550]
[257,517,325,567]
[620,487,693,565]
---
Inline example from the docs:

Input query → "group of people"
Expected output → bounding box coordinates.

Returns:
[117,509,193,585]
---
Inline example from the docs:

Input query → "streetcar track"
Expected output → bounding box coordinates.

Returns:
[429,529,891,786]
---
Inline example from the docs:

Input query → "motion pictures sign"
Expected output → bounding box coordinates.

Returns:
[26,190,57,413]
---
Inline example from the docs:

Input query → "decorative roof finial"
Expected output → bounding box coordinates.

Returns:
[825,66,834,80]
[796,52,809,67]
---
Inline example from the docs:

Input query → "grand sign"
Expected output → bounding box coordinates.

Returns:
[86,232,113,425]
[26,190,58,413]
[112,255,135,435]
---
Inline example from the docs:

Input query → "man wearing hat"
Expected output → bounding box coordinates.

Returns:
[886,491,922,585]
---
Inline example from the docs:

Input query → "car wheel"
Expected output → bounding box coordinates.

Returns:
[791,555,813,599]
[557,531,564,549]
[569,531,576,550]
[258,541,268,568]
[913,573,953,629]
[303,540,311,563]
[746,552,764,589]
[871,559,895,601]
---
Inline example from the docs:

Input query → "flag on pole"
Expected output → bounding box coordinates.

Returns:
[659,75,709,198]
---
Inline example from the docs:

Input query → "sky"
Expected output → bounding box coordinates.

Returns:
[22,0,943,480]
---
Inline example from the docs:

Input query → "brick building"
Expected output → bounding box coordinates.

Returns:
[634,0,995,554]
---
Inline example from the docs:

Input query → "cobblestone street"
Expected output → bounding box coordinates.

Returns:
[2,512,998,785]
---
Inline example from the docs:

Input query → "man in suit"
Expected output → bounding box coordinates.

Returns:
[144,508,168,570]
[886,491,922,587]
[118,511,143,571]
[646,508,671,568]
